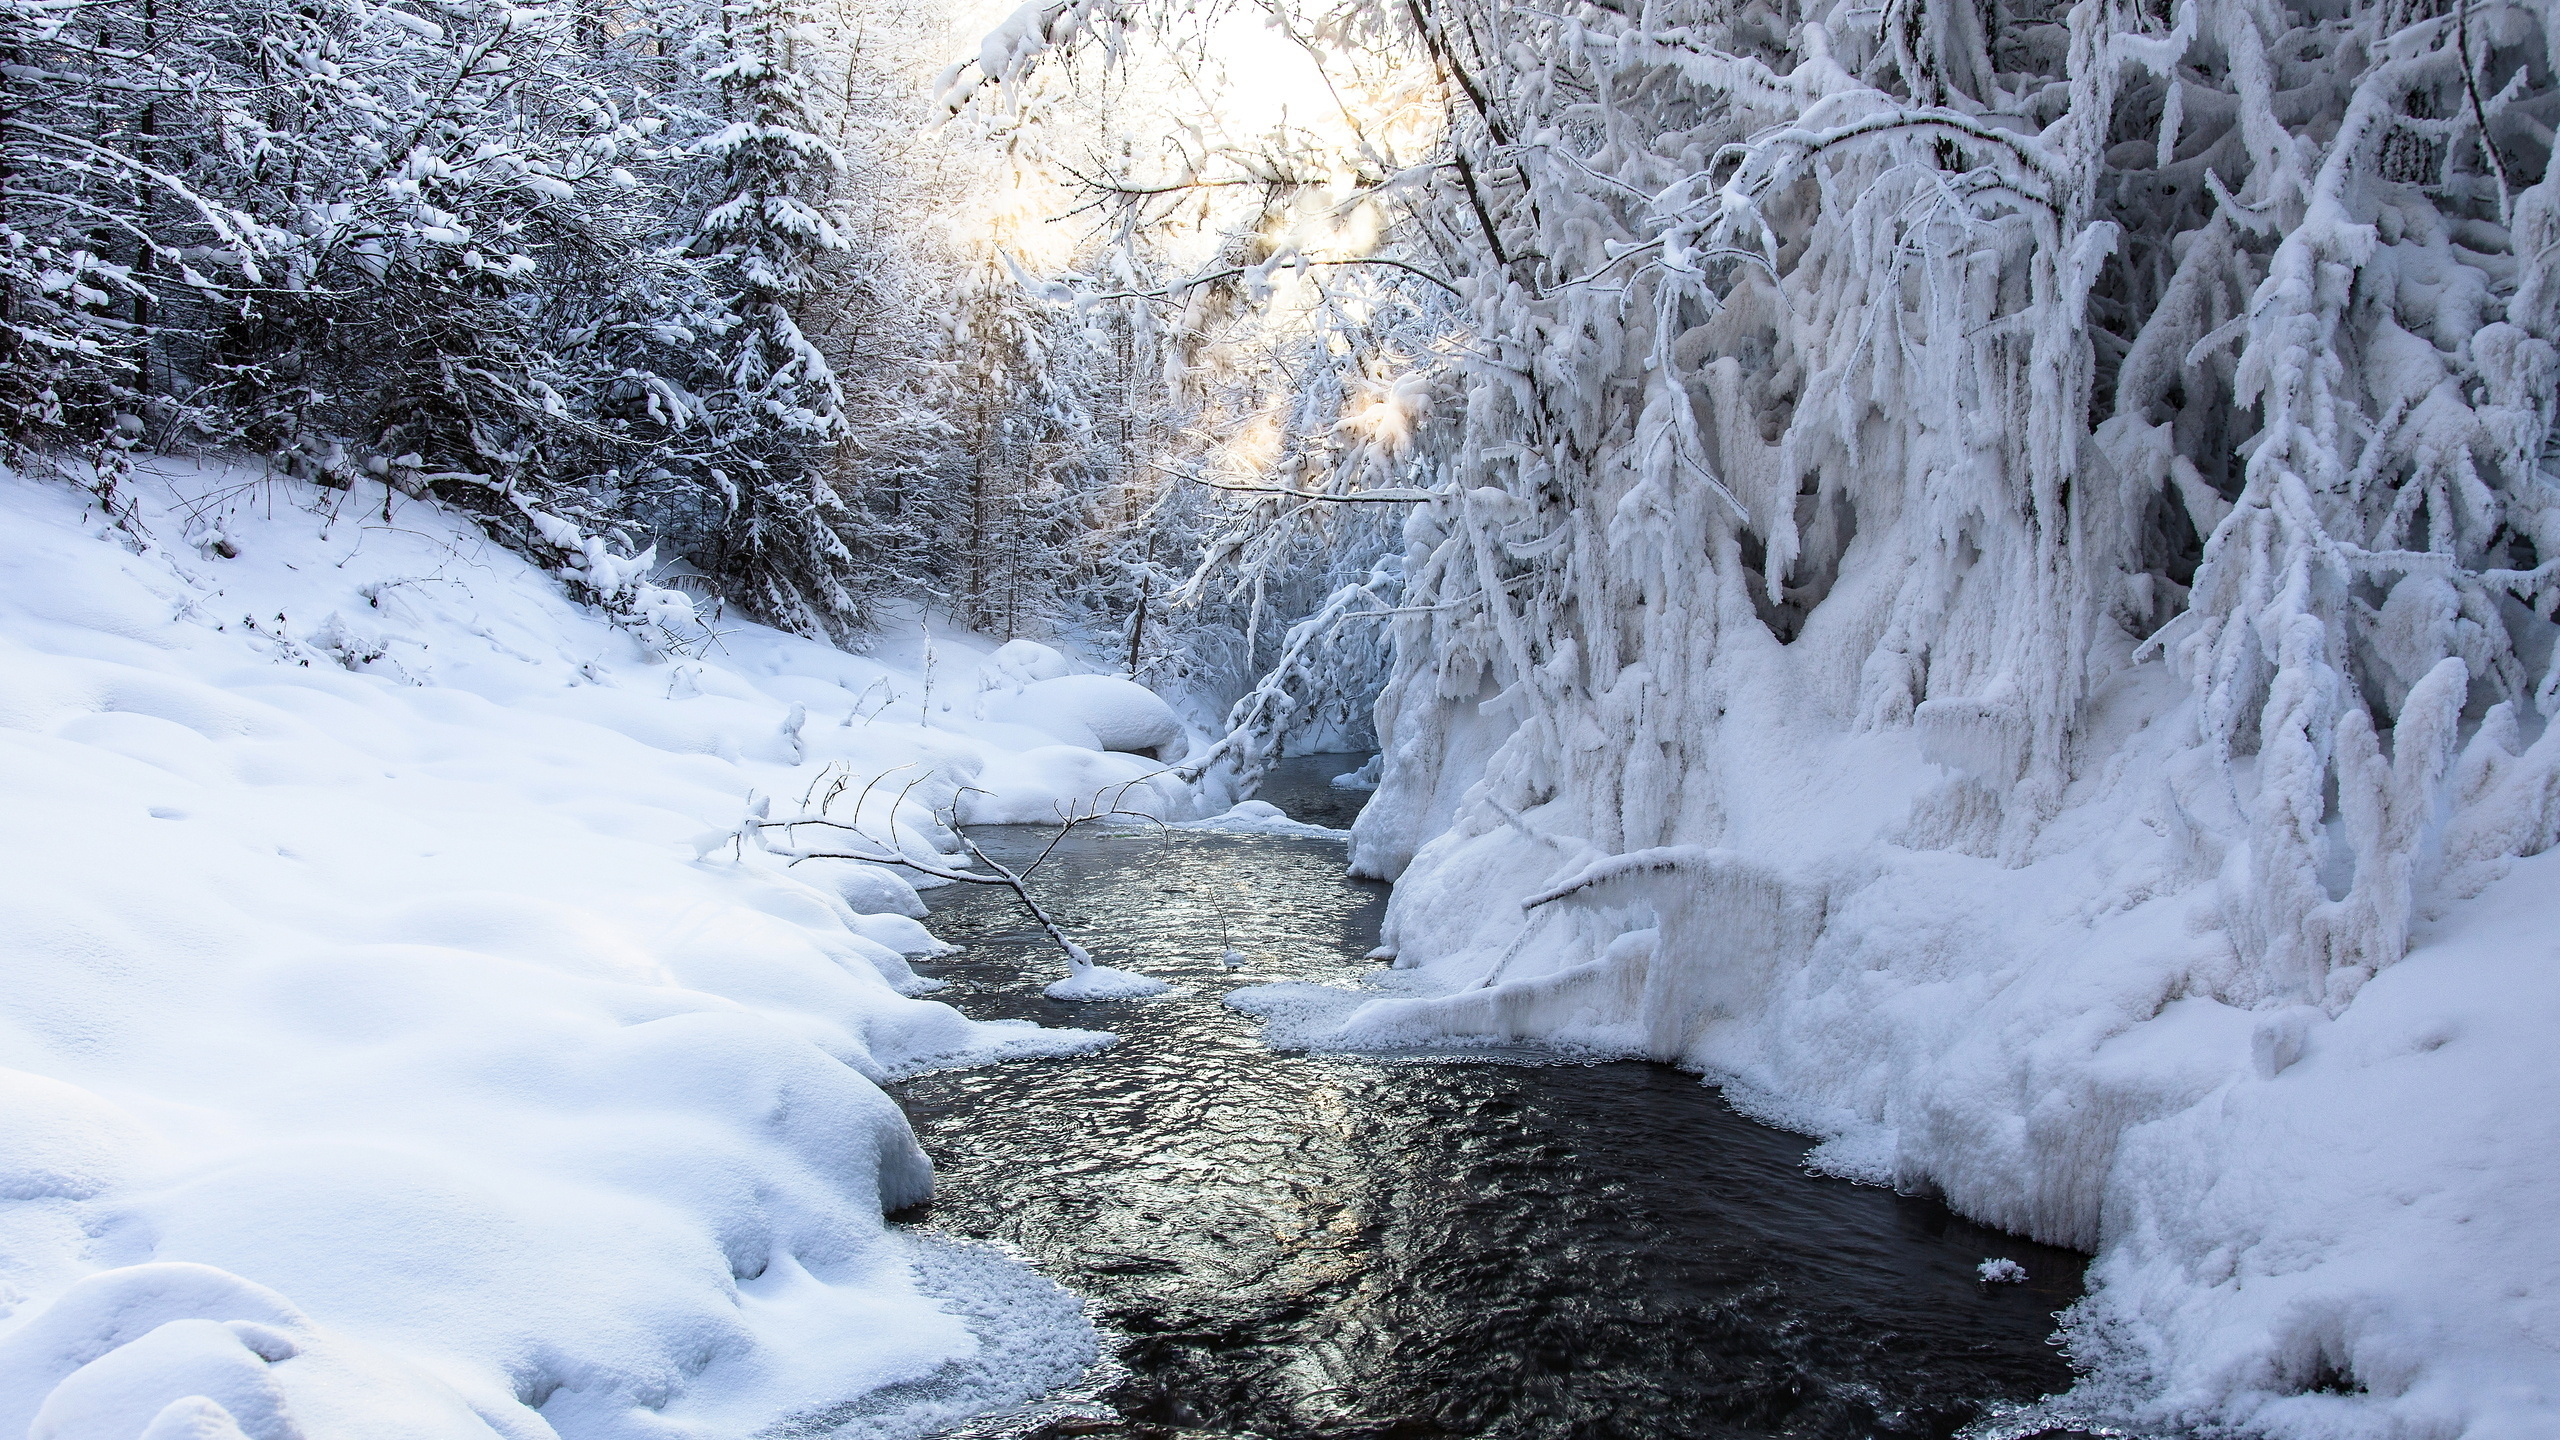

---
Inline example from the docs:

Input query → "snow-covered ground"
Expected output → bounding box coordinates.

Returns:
[0,464,1197,1440]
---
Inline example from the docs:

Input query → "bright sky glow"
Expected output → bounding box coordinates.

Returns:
[936,0,1438,274]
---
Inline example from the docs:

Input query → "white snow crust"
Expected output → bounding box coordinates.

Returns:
[1173,800,1348,839]
[1040,966,1176,1002]
[0,465,1178,1440]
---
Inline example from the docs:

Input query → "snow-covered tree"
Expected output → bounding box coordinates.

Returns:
[0,0,990,637]
[935,16,1449,770]
[0,0,279,492]
[1,0,697,526]
[955,0,2560,999]
[674,0,867,635]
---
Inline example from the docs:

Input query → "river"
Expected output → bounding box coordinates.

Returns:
[890,754,2091,1440]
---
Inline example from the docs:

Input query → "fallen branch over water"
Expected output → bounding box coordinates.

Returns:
[716,763,1174,996]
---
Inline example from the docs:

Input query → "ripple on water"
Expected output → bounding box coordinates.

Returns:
[893,755,2088,1440]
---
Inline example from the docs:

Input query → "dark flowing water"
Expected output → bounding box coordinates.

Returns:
[894,755,2089,1440]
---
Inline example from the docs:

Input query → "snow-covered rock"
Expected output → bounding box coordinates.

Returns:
[795,857,931,918]
[851,911,959,958]
[979,704,1105,752]
[955,745,1191,824]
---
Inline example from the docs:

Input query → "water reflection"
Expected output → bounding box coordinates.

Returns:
[894,756,2085,1439]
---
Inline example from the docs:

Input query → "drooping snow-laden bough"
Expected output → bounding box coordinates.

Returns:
[1377,0,2560,1014]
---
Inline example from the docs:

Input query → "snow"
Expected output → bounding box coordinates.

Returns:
[985,675,1189,761]
[1978,1259,2029,1285]
[2081,851,2560,1433]
[977,639,1074,689]
[849,912,960,959]
[1328,757,1381,792]
[795,858,935,916]
[1040,966,1176,1002]
[0,463,1182,1440]
[1173,799,1348,839]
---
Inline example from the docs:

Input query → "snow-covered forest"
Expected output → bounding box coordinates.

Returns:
[0,0,1395,725]
[6,0,2560,1430]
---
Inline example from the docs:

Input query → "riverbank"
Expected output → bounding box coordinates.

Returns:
[0,464,1187,1440]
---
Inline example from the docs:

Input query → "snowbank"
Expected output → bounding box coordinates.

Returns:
[0,464,1169,1440]
[985,675,1188,761]
[2079,851,2560,1435]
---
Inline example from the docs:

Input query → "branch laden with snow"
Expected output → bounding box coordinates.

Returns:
[1259,0,2560,1004]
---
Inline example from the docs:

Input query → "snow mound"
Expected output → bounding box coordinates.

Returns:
[989,675,1186,760]
[1176,799,1347,839]
[981,705,1104,751]
[850,912,959,958]
[1328,756,1381,791]
[956,745,1191,824]
[978,639,1073,689]
[1043,965,1174,1002]
[0,465,1119,1440]
[1977,1259,2028,1285]
[798,859,932,918]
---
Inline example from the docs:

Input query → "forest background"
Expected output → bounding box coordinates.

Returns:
[0,0,1415,760]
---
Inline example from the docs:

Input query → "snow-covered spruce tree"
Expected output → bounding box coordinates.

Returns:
[678,0,870,638]
[0,0,696,526]
[935,256,1107,635]
[521,0,967,625]
[312,2,642,508]
[0,0,988,642]
[802,5,973,593]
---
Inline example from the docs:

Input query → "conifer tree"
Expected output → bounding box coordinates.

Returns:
[687,0,864,637]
